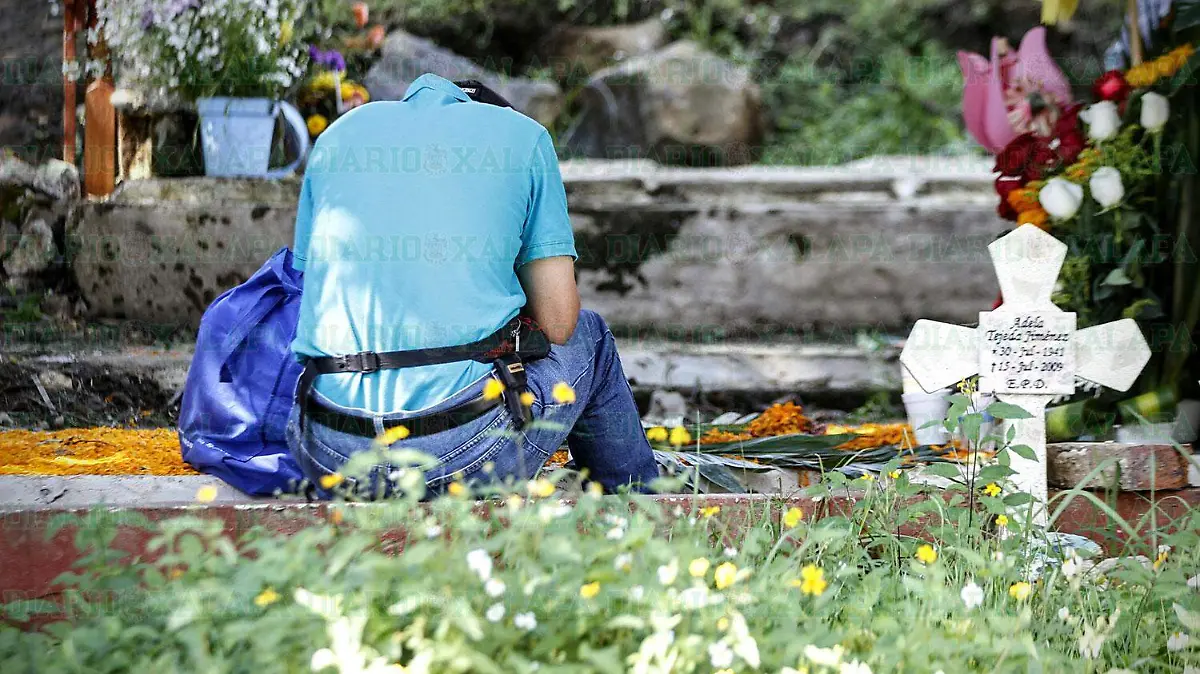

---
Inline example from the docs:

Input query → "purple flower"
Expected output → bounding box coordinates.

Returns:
[307,45,347,72]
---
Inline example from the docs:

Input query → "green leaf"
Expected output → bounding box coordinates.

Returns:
[1007,444,1037,461]
[1004,492,1034,506]
[960,413,983,442]
[987,401,1034,420]
[978,465,1017,481]
[1103,268,1133,286]
[1174,602,1200,631]
[924,463,963,479]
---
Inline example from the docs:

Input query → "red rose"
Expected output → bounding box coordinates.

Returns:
[1054,105,1086,164]
[1092,70,1132,103]
[995,176,1024,221]
[995,133,1058,181]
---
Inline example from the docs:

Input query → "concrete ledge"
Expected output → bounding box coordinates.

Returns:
[0,475,262,508]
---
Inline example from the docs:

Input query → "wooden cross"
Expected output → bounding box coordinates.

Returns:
[899,224,1151,525]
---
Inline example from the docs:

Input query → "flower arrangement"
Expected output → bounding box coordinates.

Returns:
[959,7,1200,433]
[296,2,384,138]
[93,0,309,102]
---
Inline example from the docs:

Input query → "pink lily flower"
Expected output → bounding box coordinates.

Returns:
[958,27,1073,154]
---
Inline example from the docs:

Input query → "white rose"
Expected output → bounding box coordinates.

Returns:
[1141,92,1170,133]
[1089,167,1125,208]
[1039,178,1085,220]
[1081,101,1122,142]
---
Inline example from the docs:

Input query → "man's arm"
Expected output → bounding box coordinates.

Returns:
[517,256,580,345]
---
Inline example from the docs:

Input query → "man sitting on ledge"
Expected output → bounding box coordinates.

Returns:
[285,74,659,497]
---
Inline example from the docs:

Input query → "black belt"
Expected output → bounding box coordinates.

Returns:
[296,317,550,438]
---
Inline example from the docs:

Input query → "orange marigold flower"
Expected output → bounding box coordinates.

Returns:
[1017,208,1049,229]
[1006,187,1041,213]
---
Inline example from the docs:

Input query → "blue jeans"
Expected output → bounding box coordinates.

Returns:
[286,310,659,497]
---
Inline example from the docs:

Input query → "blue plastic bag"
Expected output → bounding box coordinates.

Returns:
[178,247,305,495]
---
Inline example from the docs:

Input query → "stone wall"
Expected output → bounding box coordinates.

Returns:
[70,157,1003,333]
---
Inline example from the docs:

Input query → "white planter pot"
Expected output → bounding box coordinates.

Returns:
[902,389,950,446]
[197,97,309,178]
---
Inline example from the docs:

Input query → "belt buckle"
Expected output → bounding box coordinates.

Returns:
[357,351,380,373]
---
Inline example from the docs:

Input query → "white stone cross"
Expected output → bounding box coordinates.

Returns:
[899,224,1151,525]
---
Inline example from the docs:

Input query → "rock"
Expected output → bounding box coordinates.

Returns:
[0,412,12,427]
[3,216,56,279]
[1047,442,1190,491]
[551,18,668,76]
[364,29,564,128]
[0,156,80,202]
[38,370,73,391]
[645,389,688,425]
[564,41,766,166]
[710,411,743,425]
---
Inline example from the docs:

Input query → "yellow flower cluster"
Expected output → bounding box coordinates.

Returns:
[1063,147,1104,184]
[1126,44,1195,88]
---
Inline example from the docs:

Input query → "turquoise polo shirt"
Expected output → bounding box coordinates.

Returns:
[290,74,577,413]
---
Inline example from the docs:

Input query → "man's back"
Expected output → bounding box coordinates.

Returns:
[290,74,576,413]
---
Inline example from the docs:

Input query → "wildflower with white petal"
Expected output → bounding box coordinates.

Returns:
[840,660,872,674]
[805,644,845,667]
[1062,555,1080,578]
[1079,624,1107,659]
[485,603,505,622]
[606,526,625,540]
[485,578,506,597]
[960,581,984,610]
[658,560,679,586]
[727,611,761,667]
[724,547,738,557]
[1188,574,1200,589]
[679,586,722,610]
[425,524,442,539]
[1168,632,1190,652]
[1058,606,1071,622]
[708,641,734,668]
[614,553,633,571]
[629,585,645,601]
[466,549,492,581]
[514,612,537,631]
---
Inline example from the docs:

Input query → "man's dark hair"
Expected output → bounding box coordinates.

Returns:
[454,80,513,108]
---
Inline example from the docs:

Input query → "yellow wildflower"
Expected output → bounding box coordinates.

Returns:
[306,114,328,137]
[714,562,738,590]
[506,494,524,510]
[860,473,875,482]
[329,508,344,525]
[983,483,1002,497]
[169,568,184,579]
[1009,581,1032,601]
[519,391,535,407]
[700,505,720,518]
[375,424,409,446]
[916,544,938,565]
[319,473,344,490]
[688,557,711,578]
[526,479,555,499]
[551,382,577,403]
[278,20,293,45]
[888,470,901,480]
[717,616,730,631]
[645,426,669,443]
[482,378,505,401]
[995,514,1009,528]
[447,481,467,497]
[308,71,339,92]
[790,564,827,596]
[579,582,601,599]
[1040,0,1079,25]
[1154,547,1169,570]
[783,507,804,528]
[586,481,604,498]
[254,587,280,607]
[195,485,218,503]
[668,426,692,446]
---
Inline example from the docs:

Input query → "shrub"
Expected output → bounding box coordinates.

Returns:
[3,453,1198,672]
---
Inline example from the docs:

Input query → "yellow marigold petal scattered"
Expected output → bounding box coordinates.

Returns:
[195,485,218,503]
[552,382,577,404]
[688,557,711,578]
[579,582,601,599]
[319,473,344,490]
[645,426,669,443]
[375,424,410,446]
[519,391,535,407]
[254,587,280,607]
[782,507,804,529]
[714,562,738,590]
[668,426,692,446]
[1009,581,1032,601]
[306,114,328,137]
[482,378,506,401]
[916,544,938,565]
